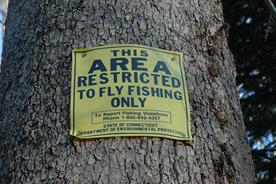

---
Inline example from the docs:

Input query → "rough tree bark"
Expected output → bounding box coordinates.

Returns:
[0,0,255,183]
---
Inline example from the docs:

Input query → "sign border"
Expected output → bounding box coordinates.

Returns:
[70,44,191,140]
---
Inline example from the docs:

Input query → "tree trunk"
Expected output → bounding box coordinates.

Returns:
[0,0,254,183]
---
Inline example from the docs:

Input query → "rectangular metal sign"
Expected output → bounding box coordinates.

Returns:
[70,44,191,140]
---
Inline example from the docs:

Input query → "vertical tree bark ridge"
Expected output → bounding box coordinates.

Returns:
[0,0,254,183]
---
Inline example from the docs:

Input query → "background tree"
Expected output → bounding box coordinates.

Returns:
[223,0,276,183]
[0,0,254,183]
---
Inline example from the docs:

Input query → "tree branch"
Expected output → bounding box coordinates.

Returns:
[265,0,276,19]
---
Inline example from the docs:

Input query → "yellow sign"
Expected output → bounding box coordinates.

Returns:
[70,44,191,140]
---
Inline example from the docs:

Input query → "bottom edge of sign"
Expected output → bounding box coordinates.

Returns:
[70,133,193,141]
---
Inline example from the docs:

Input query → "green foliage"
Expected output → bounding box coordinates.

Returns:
[223,0,276,183]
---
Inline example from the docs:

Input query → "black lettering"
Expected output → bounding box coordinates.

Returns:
[100,73,109,84]
[78,76,87,87]
[88,74,97,85]
[108,87,115,96]
[174,91,183,101]
[86,89,95,98]
[122,72,132,82]
[138,98,146,107]
[88,59,107,73]
[151,73,160,85]
[78,89,85,99]
[140,72,149,83]
[128,86,135,95]
[142,86,150,96]
[133,49,137,56]
[111,97,120,107]
[151,87,160,97]
[115,86,124,95]
[172,77,181,88]
[111,50,120,57]
[136,86,141,95]
[110,72,120,83]
[122,49,131,56]
[164,89,173,99]
[162,75,170,87]
[133,72,139,83]
[153,61,171,75]
[132,57,148,71]
[140,50,149,57]
[99,87,106,97]
[121,97,130,107]
[111,58,128,71]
